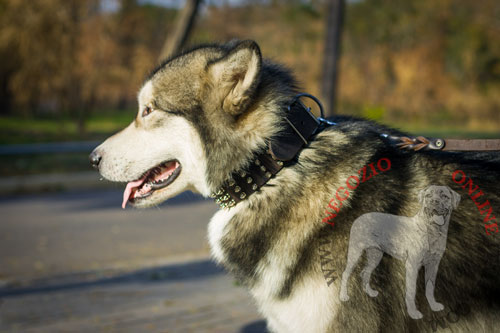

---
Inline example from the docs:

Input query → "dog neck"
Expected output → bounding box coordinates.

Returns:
[210,94,332,209]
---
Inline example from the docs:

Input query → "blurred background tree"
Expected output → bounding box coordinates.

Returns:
[0,0,176,134]
[0,0,499,142]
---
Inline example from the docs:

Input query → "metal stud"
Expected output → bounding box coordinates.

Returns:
[255,159,261,166]
[277,161,283,166]
[265,172,272,178]
[247,177,252,184]
[234,186,241,193]
[240,192,246,199]
[252,184,258,190]
[260,166,266,172]
[228,179,235,186]
[216,189,223,196]
[240,171,246,177]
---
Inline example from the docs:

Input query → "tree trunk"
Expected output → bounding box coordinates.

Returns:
[321,0,345,117]
[158,0,202,61]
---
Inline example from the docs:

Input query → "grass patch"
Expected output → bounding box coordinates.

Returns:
[0,153,94,176]
[0,111,136,144]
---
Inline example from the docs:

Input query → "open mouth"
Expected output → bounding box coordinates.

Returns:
[432,207,448,216]
[122,160,181,208]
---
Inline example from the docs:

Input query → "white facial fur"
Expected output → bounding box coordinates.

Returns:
[94,81,210,206]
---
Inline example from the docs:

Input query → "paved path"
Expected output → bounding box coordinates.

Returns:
[0,190,265,332]
[0,172,111,195]
[0,190,217,281]
[0,260,265,333]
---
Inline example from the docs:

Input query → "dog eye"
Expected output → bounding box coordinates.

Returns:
[142,106,153,117]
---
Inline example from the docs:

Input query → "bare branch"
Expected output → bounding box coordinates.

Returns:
[159,0,202,61]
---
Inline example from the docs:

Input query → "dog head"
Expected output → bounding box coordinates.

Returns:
[418,185,460,225]
[89,40,295,208]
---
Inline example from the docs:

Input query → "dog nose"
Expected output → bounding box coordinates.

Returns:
[89,150,102,169]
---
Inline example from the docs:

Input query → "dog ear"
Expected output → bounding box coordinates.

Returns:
[207,40,262,115]
[447,186,461,208]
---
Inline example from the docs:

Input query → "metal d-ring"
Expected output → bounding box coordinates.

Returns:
[289,93,336,127]
[290,93,325,119]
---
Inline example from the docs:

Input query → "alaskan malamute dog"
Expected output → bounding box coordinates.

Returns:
[91,40,500,332]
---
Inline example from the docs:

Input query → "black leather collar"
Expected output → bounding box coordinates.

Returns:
[210,94,334,209]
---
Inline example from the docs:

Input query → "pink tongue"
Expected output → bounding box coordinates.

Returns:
[122,177,146,209]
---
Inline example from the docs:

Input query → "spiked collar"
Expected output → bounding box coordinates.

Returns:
[210,94,335,209]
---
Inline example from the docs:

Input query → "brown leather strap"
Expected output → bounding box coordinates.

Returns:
[382,134,500,151]
[442,139,500,151]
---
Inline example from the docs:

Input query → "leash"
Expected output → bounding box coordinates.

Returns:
[380,134,500,152]
[286,94,500,153]
[211,93,500,209]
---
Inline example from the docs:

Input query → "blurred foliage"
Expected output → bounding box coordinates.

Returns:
[0,0,175,130]
[339,0,500,130]
[0,0,499,138]
[361,105,385,121]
